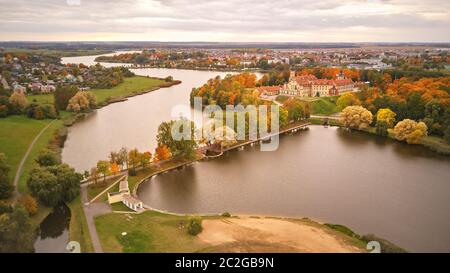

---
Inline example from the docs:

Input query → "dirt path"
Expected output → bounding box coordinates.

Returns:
[13,119,56,200]
[198,216,364,253]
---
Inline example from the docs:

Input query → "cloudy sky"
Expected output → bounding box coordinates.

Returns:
[0,0,449,42]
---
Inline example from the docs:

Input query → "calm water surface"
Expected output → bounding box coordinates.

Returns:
[34,204,70,253]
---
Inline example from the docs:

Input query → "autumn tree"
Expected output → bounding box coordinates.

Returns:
[155,145,172,162]
[340,106,373,130]
[394,119,428,144]
[19,195,38,216]
[0,205,35,253]
[110,163,120,176]
[66,91,97,112]
[156,119,198,159]
[336,93,361,111]
[128,148,141,172]
[376,108,397,128]
[54,85,78,111]
[8,91,28,113]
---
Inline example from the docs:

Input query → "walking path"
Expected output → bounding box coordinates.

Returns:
[80,184,111,253]
[13,119,56,200]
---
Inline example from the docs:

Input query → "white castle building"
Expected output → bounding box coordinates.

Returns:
[280,71,359,97]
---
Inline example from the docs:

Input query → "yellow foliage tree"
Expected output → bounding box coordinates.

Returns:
[376,108,397,128]
[19,194,38,216]
[340,106,373,130]
[394,119,428,144]
[336,93,361,110]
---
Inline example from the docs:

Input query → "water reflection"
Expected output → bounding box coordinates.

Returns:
[34,204,70,253]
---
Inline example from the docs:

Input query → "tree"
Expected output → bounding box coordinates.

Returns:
[66,91,97,112]
[156,119,198,159]
[0,154,13,199]
[284,98,307,122]
[279,106,289,128]
[19,195,38,216]
[140,152,152,168]
[27,164,81,206]
[110,163,120,175]
[117,147,129,170]
[394,119,428,144]
[0,205,35,253]
[128,149,141,172]
[336,93,361,110]
[187,218,203,236]
[96,160,111,183]
[35,150,59,167]
[155,145,172,161]
[90,167,99,185]
[376,108,396,128]
[340,106,373,130]
[54,85,78,111]
[8,91,28,113]
[406,92,425,121]
[376,120,389,137]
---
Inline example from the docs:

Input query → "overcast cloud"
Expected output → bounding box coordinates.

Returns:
[0,0,449,41]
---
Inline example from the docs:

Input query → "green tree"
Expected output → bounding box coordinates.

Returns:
[54,85,78,111]
[406,92,425,121]
[128,149,141,172]
[96,160,111,183]
[157,119,198,159]
[376,120,388,137]
[27,164,81,206]
[0,154,13,199]
[35,150,59,167]
[0,206,35,253]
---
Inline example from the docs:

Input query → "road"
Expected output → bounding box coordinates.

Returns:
[13,119,56,200]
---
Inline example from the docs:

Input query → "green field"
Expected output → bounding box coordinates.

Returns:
[0,116,55,183]
[307,96,339,115]
[4,48,112,58]
[27,76,166,107]
[95,210,210,253]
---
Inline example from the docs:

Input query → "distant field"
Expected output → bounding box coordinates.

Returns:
[4,48,112,57]
[27,76,166,107]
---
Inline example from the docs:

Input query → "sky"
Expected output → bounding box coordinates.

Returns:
[0,0,449,42]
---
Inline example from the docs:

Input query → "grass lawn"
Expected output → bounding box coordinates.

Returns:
[67,196,94,253]
[27,76,166,107]
[110,202,134,212]
[275,95,290,104]
[95,210,209,253]
[0,116,56,185]
[307,96,339,115]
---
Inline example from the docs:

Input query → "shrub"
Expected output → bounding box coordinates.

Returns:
[324,223,360,239]
[36,150,60,167]
[221,212,231,217]
[187,218,203,236]
[19,195,38,216]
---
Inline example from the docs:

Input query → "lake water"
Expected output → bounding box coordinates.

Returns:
[61,53,450,253]
[34,204,70,253]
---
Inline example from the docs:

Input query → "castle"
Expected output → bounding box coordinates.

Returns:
[280,71,358,97]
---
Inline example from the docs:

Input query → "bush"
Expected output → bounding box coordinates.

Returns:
[36,150,60,167]
[324,223,360,239]
[221,212,231,217]
[128,169,137,176]
[19,195,38,216]
[187,218,203,236]
[0,201,13,214]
